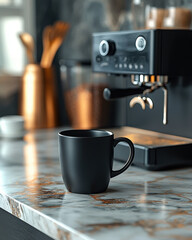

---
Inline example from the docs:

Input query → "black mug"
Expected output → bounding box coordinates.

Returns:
[58,129,134,194]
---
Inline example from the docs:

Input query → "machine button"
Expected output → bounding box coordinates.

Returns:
[124,63,127,68]
[128,63,133,69]
[119,63,123,69]
[96,55,102,62]
[115,63,118,68]
[99,40,116,56]
[135,36,146,51]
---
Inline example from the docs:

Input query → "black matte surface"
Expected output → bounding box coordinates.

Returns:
[0,208,53,240]
[58,129,134,193]
[92,29,192,76]
[115,142,192,170]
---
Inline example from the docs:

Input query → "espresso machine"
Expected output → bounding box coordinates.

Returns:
[92,29,192,170]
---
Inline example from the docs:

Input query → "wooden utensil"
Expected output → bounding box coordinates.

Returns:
[40,21,69,68]
[40,25,53,68]
[19,33,35,64]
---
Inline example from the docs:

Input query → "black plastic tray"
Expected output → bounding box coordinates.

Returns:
[111,127,192,170]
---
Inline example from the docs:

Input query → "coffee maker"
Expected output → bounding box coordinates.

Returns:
[92,29,192,170]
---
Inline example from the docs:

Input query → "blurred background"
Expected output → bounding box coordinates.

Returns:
[1,0,192,136]
[0,0,130,128]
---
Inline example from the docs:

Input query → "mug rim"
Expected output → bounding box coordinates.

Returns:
[0,115,24,123]
[58,129,113,138]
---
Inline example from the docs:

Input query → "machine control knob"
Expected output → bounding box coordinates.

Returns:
[99,40,115,56]
[135,36,146,51]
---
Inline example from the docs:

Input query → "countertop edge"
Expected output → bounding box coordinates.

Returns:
[0,191,92,240]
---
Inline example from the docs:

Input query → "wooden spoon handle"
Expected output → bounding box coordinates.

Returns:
[40,26,52,68]
[45,40,63,68]
[40,48,50,67]
[26,49,35,64]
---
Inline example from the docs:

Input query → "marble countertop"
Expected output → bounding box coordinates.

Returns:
[0,128,192,240]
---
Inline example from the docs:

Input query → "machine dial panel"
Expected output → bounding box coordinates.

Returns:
[93,30,151,75]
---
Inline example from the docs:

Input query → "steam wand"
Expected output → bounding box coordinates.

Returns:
[144,81,168,125]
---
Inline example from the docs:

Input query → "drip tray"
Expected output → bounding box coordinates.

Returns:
[109,127,192,170]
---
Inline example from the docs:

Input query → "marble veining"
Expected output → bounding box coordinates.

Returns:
[0,128,192,240]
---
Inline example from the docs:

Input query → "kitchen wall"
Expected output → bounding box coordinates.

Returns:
[35,0,131,62]
[35,0,132,127]
[0,1,35,118]
[0,0,130,126]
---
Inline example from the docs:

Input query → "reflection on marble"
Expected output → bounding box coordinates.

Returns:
[0,128,192,240]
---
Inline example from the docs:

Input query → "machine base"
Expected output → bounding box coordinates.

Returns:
[110,127,192,170]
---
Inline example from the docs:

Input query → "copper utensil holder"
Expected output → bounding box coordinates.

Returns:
[20,64,58,129]
[64,82,110,129]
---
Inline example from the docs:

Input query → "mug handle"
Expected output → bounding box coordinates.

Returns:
[111,137,135,178]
